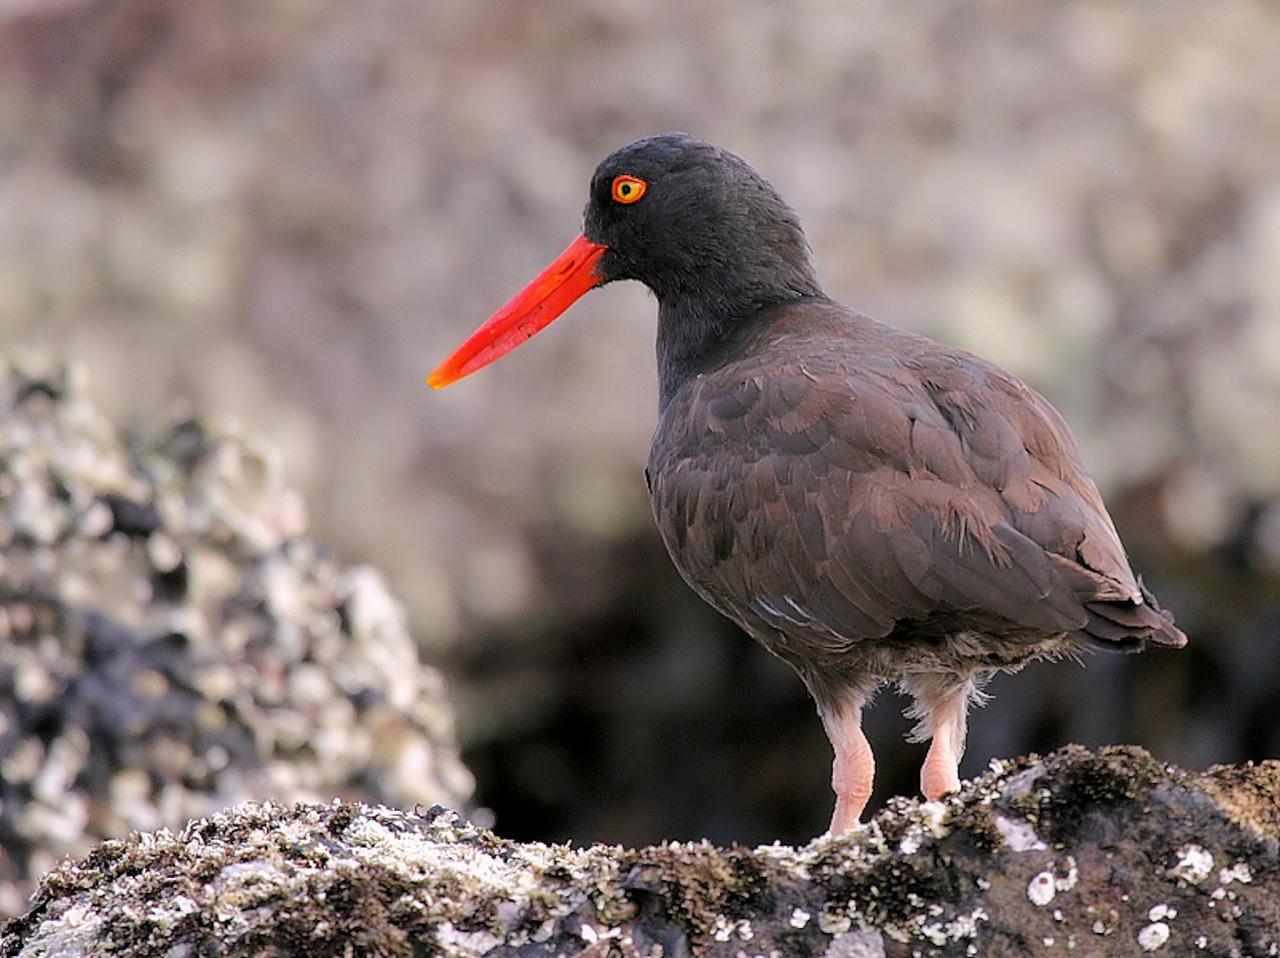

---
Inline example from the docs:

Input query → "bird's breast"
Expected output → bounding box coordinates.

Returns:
[645,371,846,651]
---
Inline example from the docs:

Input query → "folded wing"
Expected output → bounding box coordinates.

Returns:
[649,320,1185,660]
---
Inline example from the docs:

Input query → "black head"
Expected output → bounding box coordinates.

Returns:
[583,133,822,307]
[428,133,824,398]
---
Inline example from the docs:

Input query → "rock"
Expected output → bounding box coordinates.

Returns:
[2,746,1276,957]
[0,360,474,919]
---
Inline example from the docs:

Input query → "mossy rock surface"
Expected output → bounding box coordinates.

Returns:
[3,745,1277,957]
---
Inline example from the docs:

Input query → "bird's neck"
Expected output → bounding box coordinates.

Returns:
[655,282,823,409]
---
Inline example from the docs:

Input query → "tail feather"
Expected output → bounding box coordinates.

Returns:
[1084,600,1153,630]
[1137,578,1188,648]
[1082,608,1144,647]
[1078,580,1187,652]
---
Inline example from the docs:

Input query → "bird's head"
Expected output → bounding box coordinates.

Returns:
[428,133,819,389]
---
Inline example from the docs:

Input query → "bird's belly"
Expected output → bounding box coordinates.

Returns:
[841,630,1071,679]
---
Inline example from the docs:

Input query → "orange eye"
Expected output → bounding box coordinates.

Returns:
[611,174,648,204]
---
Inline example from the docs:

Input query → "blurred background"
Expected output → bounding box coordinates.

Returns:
[1,0,1278,858]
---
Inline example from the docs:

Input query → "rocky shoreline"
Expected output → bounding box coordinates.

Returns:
[3,746,1277,957]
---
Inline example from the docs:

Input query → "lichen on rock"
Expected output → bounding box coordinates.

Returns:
[0,358,473,918]
[2,746,1276,957]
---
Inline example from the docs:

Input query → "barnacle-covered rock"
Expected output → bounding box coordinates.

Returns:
[2,746,1276,957]
[0,359,473,918]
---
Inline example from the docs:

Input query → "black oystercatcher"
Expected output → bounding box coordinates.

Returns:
[429,133,1186,835]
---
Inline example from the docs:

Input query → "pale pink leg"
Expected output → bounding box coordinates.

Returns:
[919,690,968,801]
[822,707,875,835]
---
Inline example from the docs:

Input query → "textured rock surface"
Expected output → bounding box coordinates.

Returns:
[0,360,473,918]
[3,746,1277,957]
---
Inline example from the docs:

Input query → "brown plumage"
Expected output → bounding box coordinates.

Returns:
[430,133,1186,834]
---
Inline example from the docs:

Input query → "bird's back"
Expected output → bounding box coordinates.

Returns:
[647,298,1184,709]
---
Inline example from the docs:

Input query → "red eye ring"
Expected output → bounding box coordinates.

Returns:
[611,174,648,204]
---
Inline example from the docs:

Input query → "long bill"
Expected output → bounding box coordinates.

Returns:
[427,234,608,389]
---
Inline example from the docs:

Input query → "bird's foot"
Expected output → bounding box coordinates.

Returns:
[827,795,868,836]
[920,752,961,802]
[916,687,968,802]
[824,706,875,837]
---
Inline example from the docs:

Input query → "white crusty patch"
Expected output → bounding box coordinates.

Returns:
[993,814,1046,852]
[824,930,887,957]
[897,801,949,854]
[1055,857,1079,892]
[1138,921,1171,951]
[1170,844,1214,883]
[437,923,503,954]
[1027,872,1055,907]
[1220,863,1253,885]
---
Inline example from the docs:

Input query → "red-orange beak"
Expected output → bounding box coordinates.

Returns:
[428,234,608,389]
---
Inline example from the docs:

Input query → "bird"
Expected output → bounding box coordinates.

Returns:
[428,133,1186,835]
